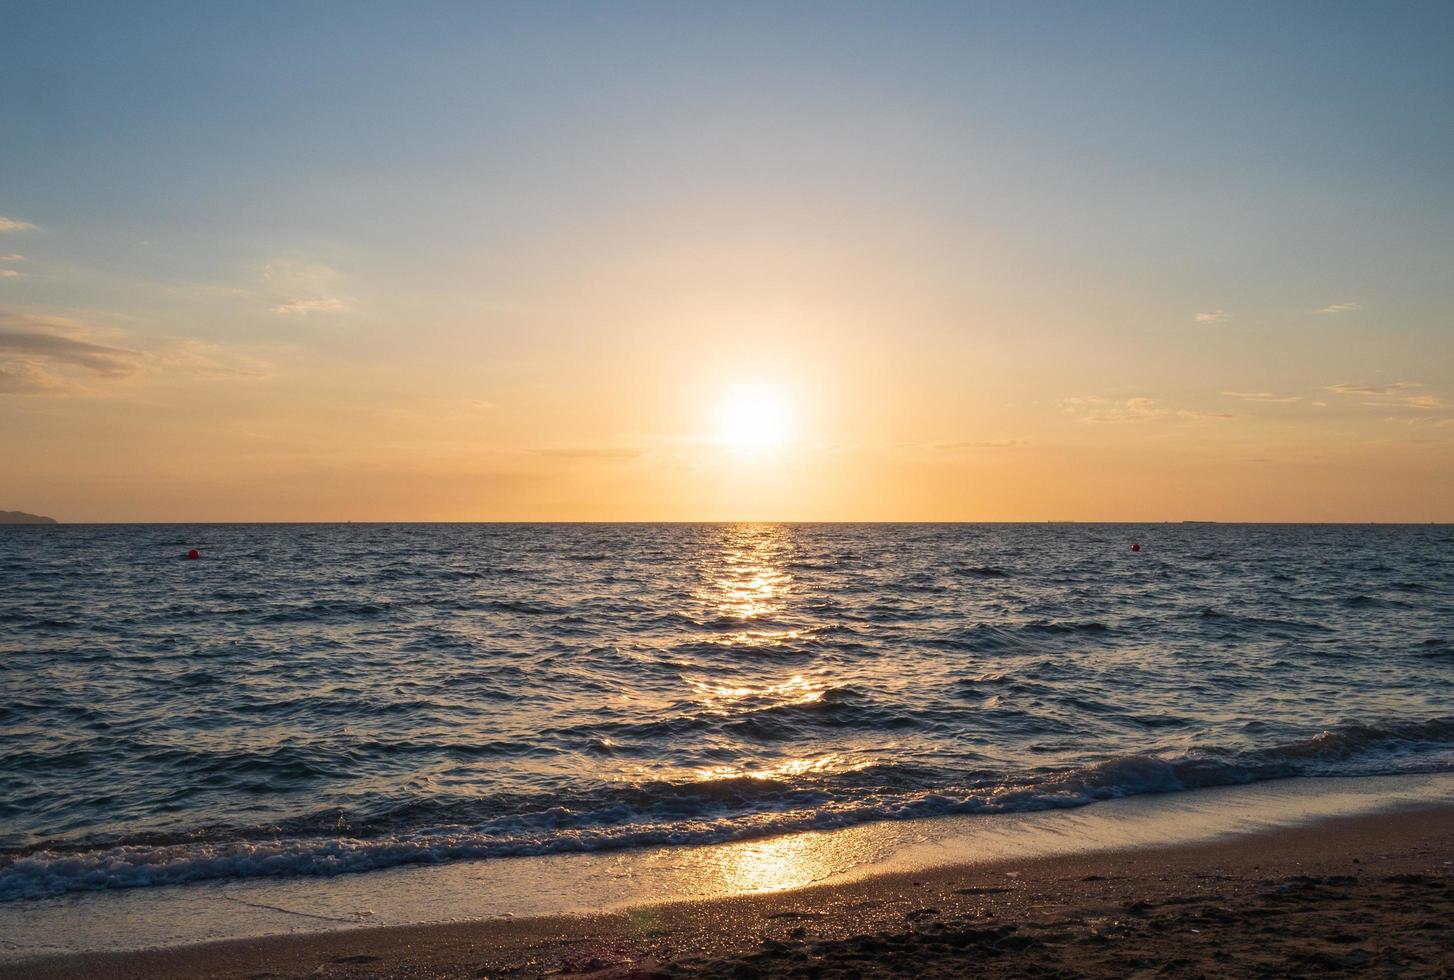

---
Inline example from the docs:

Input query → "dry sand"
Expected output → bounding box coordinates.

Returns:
[11,804,1454,979]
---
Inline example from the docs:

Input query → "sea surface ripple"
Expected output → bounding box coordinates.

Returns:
[1,523,1451,900]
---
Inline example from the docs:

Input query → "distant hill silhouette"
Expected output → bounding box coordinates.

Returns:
[0,510,57,525]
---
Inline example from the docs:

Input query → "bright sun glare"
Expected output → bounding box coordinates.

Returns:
[715,382,792,451]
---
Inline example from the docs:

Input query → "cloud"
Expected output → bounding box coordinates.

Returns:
[261,260,352,316]
[0,254,24,262]
[1325,381,1446,412]
[0,217,36,233]
[1194,310,1230,323]
[1176,410,1238,421]
[534,447,646,460]
[1060,396,1166,423]
[0,269,24,279]
[271,295,351,316]
[0,312,143,394]
[0,361,69,394]
[0,312,276,395]
[0,325,141,378]
[1327,382,1419,396]
[933,439,1030,450]
[154,338,274,380]
[1222,391,1301,403]
[1061,397,1239,424]
[1316,302,1361,314]
[1384,415,1454,427]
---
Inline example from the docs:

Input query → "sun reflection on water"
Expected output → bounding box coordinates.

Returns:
[701,831,833,894]
[695,752,843,783]
[692,674,823,714]
[698,523,794,623]
[642,523,868,801]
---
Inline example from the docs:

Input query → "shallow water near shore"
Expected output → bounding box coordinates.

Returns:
[3,771,1453,959]
[2,523,1452,907]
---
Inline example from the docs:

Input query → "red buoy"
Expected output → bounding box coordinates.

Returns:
[1130,543,1141,552]
[187,549,199,560]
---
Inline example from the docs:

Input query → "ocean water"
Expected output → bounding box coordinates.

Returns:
[1,522,1451,903]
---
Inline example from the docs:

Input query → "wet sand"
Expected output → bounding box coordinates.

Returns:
[13,803,1454,979]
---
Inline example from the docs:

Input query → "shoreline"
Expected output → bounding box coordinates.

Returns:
[13,803,1453,979]
[7,774,1454,978]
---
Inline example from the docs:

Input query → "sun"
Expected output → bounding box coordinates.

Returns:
[715,381,792,451]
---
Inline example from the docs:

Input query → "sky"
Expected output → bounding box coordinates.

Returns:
[2,1,1452,522]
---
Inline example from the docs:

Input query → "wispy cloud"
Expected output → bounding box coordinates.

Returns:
[0,311,286,394]
[261,260,353,316]
[933,439,1030,450]
[0,323,141,377]
[0,361,69,394]
[1222,391,1301,403]
[0,312,143,394]
[1327,381,1446,412]
[0,217,36,234]
[1327,381,1418,396]
[1060,396,1166,423]
[0,246,26,278]
[271,295,351,316]
[154,338,274,380]
[534,447,646,460]
[1316,302,1361,315]
[1382,415,1454,429]
[1061,396,1239,424]
[1194,310,1230,323]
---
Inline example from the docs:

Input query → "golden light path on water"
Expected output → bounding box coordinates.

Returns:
[679,524,859,894]
[699,522,794,623]
[689,523,843,774]
[698,830,836,894]
[595,523,855,793]
[581,522,857,897]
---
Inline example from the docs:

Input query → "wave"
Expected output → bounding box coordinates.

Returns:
[4,717,1452,901]
[5,525,1450,905]
[958,566,1011,578]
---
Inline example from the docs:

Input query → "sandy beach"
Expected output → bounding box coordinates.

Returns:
[14,801,1452,979]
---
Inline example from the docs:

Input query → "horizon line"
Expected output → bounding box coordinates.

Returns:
[7,519,1452,527]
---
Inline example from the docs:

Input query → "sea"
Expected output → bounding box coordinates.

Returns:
[1,522,1451,904]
